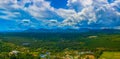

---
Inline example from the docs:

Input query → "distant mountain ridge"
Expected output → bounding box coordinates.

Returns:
[24,28,90,33]
[24,28,120,33]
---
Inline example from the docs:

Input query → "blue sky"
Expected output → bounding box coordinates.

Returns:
[0,0,120,31]
[46,0,68,9]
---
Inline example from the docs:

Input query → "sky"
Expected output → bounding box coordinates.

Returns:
[0,0,120,31]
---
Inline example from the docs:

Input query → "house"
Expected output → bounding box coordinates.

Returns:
[9,50,19,56]
[88,36,97,39]
[79,51,94,55]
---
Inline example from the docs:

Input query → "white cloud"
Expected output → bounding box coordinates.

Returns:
[0,10,20,20]
[20,19,31,26]
[64,0,120,27]
[0,0,120,29]
[62,0,97,26]
[113,26,120,29]
[56,9,76,18]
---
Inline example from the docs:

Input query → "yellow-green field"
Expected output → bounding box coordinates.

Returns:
[99,52,120,59]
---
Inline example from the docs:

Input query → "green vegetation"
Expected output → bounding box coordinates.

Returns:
[0,32,120,59]
[99,52,120,59]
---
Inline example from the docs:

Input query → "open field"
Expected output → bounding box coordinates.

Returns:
[99,52,120,59]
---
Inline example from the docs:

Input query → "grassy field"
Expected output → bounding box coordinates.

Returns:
[99,52,120,59]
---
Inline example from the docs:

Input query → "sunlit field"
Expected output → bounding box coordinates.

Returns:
[99,52,120,59]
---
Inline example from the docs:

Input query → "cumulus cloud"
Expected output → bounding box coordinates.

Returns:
[0,0,120,30]
[64,0,120,28]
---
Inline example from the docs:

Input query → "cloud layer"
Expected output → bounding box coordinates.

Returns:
[0,0,120,30]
